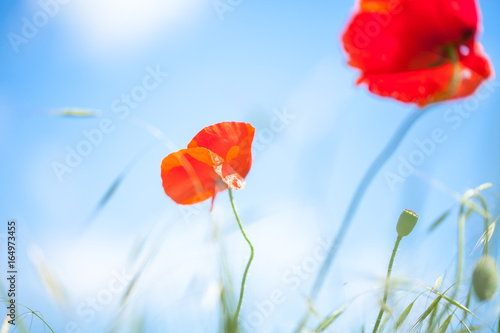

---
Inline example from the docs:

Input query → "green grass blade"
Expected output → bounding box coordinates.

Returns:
[427,301,439,331]
[379,303,395,333]
[314,305,347,332]
[456,325,481,332]
[212,216,238,333]
[475,182,492,192]
[0,300,55,333]
[473,217,498,255]
[394,290,428,332]
[428,210,451,232]
[89,174,125,220]
[307,298,323,320]
[438,312,454,333]
[394,300,415,331]
[28,247,69,309]
[433,274,444,290]
[88,144,155,222]
[462,287,472,323]
[436,292,473,317]
[57,108,98,117]
[410,295,442,332]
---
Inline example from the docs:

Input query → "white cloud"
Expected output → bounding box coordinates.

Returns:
[61,0,207,56]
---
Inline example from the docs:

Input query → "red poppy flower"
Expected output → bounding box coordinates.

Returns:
[161,122,255,206]
[342,0,493,106]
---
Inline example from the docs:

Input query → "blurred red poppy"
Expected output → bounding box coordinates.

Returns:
[342,0,493,106]
[161,122,255,206]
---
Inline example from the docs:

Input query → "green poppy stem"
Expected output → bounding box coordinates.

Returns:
[229,189,254,326]
[372,236,402,333]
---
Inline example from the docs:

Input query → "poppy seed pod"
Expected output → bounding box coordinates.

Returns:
[396,209,419,238]
[472,256,498,301]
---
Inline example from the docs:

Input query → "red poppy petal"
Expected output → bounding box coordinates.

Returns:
[405,0,478,43]
[359,64,454,106]
[358,0,395,12]
[188,122,255,178]
[214,162,246,190]
[457,42,494,91]
[343,9,413,74]
[344,0,491,106]
[359,48,492,107]
[161,147,226,205]
[225,129,254,179]
[343,0,480,75]
[451,59,492,101]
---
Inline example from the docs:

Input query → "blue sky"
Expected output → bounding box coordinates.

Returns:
[1,0,500,331]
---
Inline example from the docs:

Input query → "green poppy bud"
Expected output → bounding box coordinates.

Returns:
[473,256,498,301]
[396,209,419,238]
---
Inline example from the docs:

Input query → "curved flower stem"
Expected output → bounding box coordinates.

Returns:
[372,236,402,333]
[296,108,429,331]
[229,189,254,326]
